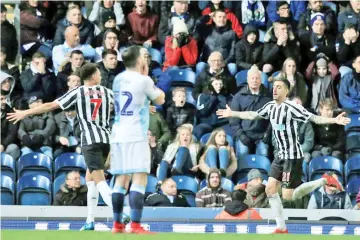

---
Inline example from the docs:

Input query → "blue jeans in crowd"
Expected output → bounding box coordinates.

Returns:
[205,146,230,170]
[158,147,194,181]
[21,146,53,159]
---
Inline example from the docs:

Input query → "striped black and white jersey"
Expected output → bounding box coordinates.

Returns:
[55,85,114,146]
[257,100,313,160]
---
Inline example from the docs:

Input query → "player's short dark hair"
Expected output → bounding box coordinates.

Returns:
[273,78,291,90]
[231,190,247,202]
[70,50,84,58]
[121,45,142,68]
[102,49,118,59]
[32,51,46,60]
[79,63,98,81]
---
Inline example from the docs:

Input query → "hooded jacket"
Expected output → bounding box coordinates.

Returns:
[235,25,264,70]
[54,183,87,206]
[230,85,271,143]
[215,200,263,220]
[262,27,300,71]
[0,71,22,108]
[339,70,360,113]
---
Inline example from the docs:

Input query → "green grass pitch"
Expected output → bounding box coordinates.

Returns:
[1,231,359,240]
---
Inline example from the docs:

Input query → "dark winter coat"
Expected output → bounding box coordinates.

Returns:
[98,61,124,89]
[1,20,18,62]
[53,18,94,46]
[300,32,336,62]
[313,120,345,152]
[54,184,87,206]
[145,192,190,207]
[1,105,19,148]
[336,35,360,67]
[165,102,196,135]
[337,5,360,33]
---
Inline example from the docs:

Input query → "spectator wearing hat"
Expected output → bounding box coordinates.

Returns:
[0,91,20,160]
[53,5,95,46]
[336,23,360,76]
[88,0,125,35]
[202,0,243,39]
[267,0,306,23]
[337,0,360,33]
[0,70,23,109]
[20,52,57,104]
[127,0,160,48]
[298,0,337,39]
[243,169,269,208]
[94,29,123,63]
[18,93,55,159]
[1,5,18,63]
[54,170,87,206]
[196,168,232,208]
[262,19,300,74]
[215,189,263,220]
[145,178,190,207]
[163,18,198,71]
[93,11,129,48]
[54,105,81,158]
[230,65,271,160]
[52,26,95,74]
[312,99,345,161]
[300,12,336,65]
[308,172,353,209]
[267,1,297,34]
[339,55,360,113]
[235,24,264,71]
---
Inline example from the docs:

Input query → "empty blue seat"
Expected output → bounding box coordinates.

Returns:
[200,177,234,192]
[148,47,163,65]
[1,153,15,180]
[172,175,198,207]
[346,133,360,153]
[235,70,269,88]
[346,179,360,206]
[52,175,86,201]
[18,153,52,180]
[1,175,15,205]
[169,69,196,87]
[309,156,344,183]
[54,153,86,178]
[238,154,271,173]
[200,133,234,147]
[345,156,360,183]
[146,175,158,194]
[17,175,51,205]
[345,114,360,133]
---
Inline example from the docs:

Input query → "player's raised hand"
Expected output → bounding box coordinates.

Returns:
[335,112,351,125]
[216,104,232,119]
[7,108,27,124]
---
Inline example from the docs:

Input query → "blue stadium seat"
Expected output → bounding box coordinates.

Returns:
[169,69,196,87]
[18,153,52,180]
[200,133,234,147]
[346,132,360,153]
[309,156,344,183]
[148,47,163,65]
[17,175,51,205]
[200,177,234,192]
[1,153,15,180]
[54,153,86,178]
[345,114,360,133]
[345,156,360,183]
[346,179,360,206]
[235,70,269,88]
[238,154,271,173]
[52,175,86,201]
[185,88,196,107]
[146,175,158,194]
[172,175,198,207]
[1,175,15,205]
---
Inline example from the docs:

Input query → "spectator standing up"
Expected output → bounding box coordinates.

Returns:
[163,18,198,71]
[145,178,190,207]
[88,0,125,35]
[54,170,87,206]
[196,168,232,207]
[1,5,18,63]
[127,0,159,48]
[0,92,20,160]
[198,128,237,178]
[230,66,271,160]
[240,0,266,29]
[312,99,345,161]
[158,124,200,181]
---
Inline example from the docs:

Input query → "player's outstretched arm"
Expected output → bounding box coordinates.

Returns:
[152,88,166,106]
[310,112,351,126]
[216,104,260,120]
[7,101,60,124]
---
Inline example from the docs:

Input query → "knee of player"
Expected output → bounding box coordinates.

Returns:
[281,188,294,201]
[265,184,277,196]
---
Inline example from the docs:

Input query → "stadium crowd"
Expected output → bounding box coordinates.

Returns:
[1,0,360,213]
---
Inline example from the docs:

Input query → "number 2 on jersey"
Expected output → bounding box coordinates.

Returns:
[120,91,133,116]
[90,99,102,121]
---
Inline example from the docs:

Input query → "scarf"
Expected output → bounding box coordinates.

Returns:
[311,75,332,112]
[241,0,265,25]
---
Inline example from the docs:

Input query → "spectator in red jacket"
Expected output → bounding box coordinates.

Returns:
[202,0,243,39]
[127,0,159,48]
[163,18,198,71]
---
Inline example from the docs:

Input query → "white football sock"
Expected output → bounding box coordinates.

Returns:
[292,178,326,200]
[96,180,113,208]
[86,181,98,224]
[268,193,286,230]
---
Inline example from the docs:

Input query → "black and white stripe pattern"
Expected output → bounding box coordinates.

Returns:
[257,100,313,160]
[56,85,114,146]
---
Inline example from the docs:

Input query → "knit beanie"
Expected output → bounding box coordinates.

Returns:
[172,18,189,36]
[316,58,327,68]
[310,12,325,26]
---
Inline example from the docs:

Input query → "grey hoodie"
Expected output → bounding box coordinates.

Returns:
[0,71,15,107]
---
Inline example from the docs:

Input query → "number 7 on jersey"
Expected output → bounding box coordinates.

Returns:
[90,98,102,121]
